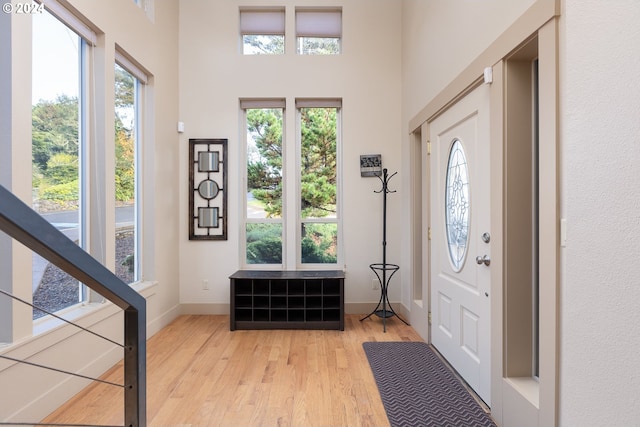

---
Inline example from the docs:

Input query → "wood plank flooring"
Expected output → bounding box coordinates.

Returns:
[42,314,424,427]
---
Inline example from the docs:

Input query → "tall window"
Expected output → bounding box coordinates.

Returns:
[240,8,285,55]
[241,99,342,269]
[31,8,88,319]
[298,102,340,264]
[296,8,342,55]
[115,54,146,284]
[242,100,285,265]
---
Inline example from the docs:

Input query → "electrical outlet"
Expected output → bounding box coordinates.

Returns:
[372,278,379,290]
[202,279,209,290]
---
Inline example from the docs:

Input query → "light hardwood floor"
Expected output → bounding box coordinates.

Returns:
[42,314,424,427]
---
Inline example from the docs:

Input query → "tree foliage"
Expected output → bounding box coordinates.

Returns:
[246,108,283,218]
[31,66,136,206]
[114,65,136,202]
[246,107,337,218]
[300,108,337,218]
[32,94,79,174]
[243,35,284,55]
[298,37,340,55]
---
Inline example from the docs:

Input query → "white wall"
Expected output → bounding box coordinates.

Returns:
[559,0,640,424]
[401,0,536,120]
[0,0,181,421]
[178,0,404,311]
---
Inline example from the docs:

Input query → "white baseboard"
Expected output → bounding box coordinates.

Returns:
[179,303,230,315]
[177,302,408,318]
[147,303,181,338]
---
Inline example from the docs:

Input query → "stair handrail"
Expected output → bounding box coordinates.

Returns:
[0,184,146,427]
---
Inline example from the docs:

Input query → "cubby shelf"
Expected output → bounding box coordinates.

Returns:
[229,270,345,330]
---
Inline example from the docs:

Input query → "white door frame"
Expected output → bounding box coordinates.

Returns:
[408,126,430,340]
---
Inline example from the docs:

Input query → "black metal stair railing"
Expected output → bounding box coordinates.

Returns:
[0,184,146,427]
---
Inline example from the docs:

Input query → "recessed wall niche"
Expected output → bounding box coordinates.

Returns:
[189,138,228,240]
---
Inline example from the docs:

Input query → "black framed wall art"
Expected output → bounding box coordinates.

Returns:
[189,138,228,240]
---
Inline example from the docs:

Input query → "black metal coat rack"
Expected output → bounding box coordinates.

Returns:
[360,168,408,332]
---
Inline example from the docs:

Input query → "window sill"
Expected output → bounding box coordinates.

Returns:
[505,376,540,408]
[32,280,158,337]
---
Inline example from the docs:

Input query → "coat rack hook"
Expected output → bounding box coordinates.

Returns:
[374,168,397,194]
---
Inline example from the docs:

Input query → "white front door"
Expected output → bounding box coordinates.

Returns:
[430,84,491,405]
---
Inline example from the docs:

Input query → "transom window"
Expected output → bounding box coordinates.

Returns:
[240,8,285,55]
[296,8,342,55]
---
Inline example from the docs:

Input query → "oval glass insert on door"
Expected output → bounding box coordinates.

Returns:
[445,139,470,271]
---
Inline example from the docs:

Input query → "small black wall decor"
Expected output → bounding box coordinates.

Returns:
[189,138,228,240]
[360,154,382,177]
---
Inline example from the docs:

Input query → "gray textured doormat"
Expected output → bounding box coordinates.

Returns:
[363,342,496,427]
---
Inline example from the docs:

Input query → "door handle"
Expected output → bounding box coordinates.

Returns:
[475,255,491,266]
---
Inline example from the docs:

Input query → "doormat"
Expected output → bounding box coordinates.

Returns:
[363,342,496,427]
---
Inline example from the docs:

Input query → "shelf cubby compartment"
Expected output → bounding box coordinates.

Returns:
[323,295,341,309]
[254,295,269,309]
[271,296,287,309]
[288,309,305,322]
[271,280,287,295]
[235,279,253,295]
[253,308,270,322]
[271,309,287,322]
[324,309,341,322]
[323,279,341,295]
[288,279,305,296]
[289,296,305,309]
[306,309,323,322]
[306,280,322,296]
[235,295,253,308]
[306,296,322,309]
[254,279,270,295]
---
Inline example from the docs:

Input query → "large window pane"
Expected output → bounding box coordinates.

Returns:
[299,106,338,265]
[300,107,337,219]
[244,107,283,266]
[114,63,139,284]
[246,223,283,264]
[246,108,283,219]
[32,10,83,319]
[301,223,337,264]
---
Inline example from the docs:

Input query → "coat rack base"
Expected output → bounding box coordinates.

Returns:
[360,263,408,332]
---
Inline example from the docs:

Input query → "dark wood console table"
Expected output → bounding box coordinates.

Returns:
[230,270,344,331]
